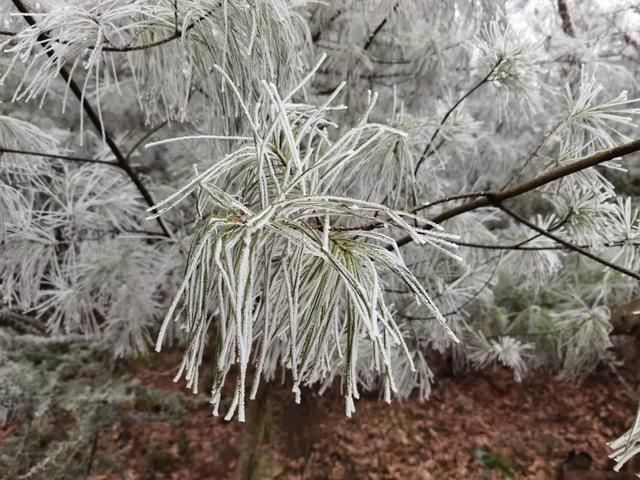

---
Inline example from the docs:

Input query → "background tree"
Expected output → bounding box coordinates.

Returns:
[1,0,640,475]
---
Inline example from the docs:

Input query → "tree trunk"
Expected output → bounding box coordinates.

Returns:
[237,384,270,480]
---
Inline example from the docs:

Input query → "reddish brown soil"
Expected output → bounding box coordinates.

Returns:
[80,356,637,480]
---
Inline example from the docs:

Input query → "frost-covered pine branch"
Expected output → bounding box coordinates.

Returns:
[149,70,462,419]
[2,0,640,472]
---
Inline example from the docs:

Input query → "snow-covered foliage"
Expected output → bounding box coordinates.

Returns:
[0,329,188,478]
[2,0,640,471]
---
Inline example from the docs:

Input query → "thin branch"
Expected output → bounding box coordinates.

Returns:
[15,227,173,247]
[557,0,576,37]
[324,191,494,233]
[398,255,503,322]
[452,238,631,251]
[413,59,502,176]
[395,138,640,248]
[395,212,569,304]
[84,431,100,480]
[452,211,572,251]
[501,119,564,189]
[125,120,168,161]
[484,328,568,341]
[407,214,572,318]
[6,5,219,53]
[314,2,400,95]
[311,8,344,44]
[444,254,504,319]
[363,2,399,51]
[334,139,640,236]
[493,201,640,281]
[0,147,119,167]
[412,191,492,214]
[173,0,180,35]
[0,308,46,335]
[10,0,172,238]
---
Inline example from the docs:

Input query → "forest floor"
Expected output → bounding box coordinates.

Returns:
[87,351,639,480]
[1,349,638,480]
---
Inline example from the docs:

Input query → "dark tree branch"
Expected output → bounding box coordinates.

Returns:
[407,214,572,317]
[492,201,640,281]
[413,59,502,176]
[0,309,46,335]
[333,139,640,240]
[173,0,180,35]
[396,215,572,319]
[84,431,100,480]
[452,211,573,251]
[502,120,564,189]
[125,121,168,161]
[623,32,640,53]
[44,228,172,245]
[311,9,344,43]
[395,138,640,248]
[412,191,493,214]
[484,328,569,341]
[363,2,399,52]
[557,0,576,37]
[100,31,184,52]
[399,255,503,322]
[452,238,631,252]
[0,147,119,167]
[10,0,172,238]
[314,3,400,95]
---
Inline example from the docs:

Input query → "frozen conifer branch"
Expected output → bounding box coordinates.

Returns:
[3,0,308,123]
[151,70,462,420]
[8,0,173,238]
[610,407,640,473]
[3,0,640,473]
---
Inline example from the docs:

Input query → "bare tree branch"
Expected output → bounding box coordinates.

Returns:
[414,59,502,176]
[311,8,344,43]
[125,121,168,162]
[0,147,119,167]
[493,201,640,281]
[557,0,576,37]
[395,138,640,248]
[452,238,631,252]
[363,2,399,52]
